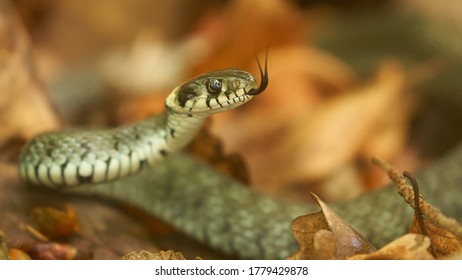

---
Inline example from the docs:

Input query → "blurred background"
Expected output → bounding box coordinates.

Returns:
[1,0,462,260]
[2,0,462,201]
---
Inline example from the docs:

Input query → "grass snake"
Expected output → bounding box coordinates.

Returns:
[17,10,462,259]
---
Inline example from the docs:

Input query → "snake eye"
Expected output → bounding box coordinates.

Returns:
[206,79,222,94]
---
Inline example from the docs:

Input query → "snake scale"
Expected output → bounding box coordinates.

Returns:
[18,10,462,259]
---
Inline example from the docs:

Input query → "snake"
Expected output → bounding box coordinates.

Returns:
[17,11,462,259]
[18,56,268,187]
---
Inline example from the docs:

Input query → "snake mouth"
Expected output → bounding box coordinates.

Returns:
[186,87,253,112]
[247,52,268,96]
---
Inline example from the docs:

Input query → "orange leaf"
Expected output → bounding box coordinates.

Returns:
[8,248,31,260]
[32,206,80,239]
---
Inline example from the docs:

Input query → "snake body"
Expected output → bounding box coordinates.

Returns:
[18,11,462,259]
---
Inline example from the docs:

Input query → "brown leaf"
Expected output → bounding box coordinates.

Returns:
[349,234,434,260]
[120,250,188,260]
[0,2,60,147]
[288,193,375,259]
[32,206,80,239]
[8,248,31,260]
[268,62,407,187]
[288,211,327,260]
[410,215,462,259]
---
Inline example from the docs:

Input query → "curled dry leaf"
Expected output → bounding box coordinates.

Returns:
[32,206,80,239]
[349,234,434,260]
[410,212,462,259]
[288,193,375,260]
[120,250,188,260]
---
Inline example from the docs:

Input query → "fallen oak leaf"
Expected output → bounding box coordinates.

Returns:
[349,234,434,260]
[288,193,375,260]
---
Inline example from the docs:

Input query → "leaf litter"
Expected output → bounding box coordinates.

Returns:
[287,160,462,260]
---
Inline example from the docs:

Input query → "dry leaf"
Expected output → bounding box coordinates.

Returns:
[288,211,327,260]
[410,215,462,259]
[262,62,407,190]
[288,193,375,259]
[8,248,31,260]
[0,1,59,147]
[349,234,434,260]
[192,0,305,74]
[120,250,187,260]
[32,206,80,239]
[360,93,420,189]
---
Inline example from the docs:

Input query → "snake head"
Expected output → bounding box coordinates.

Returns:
[166,55,268,114]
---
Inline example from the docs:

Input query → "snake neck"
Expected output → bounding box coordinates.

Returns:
[163,108,208,152]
